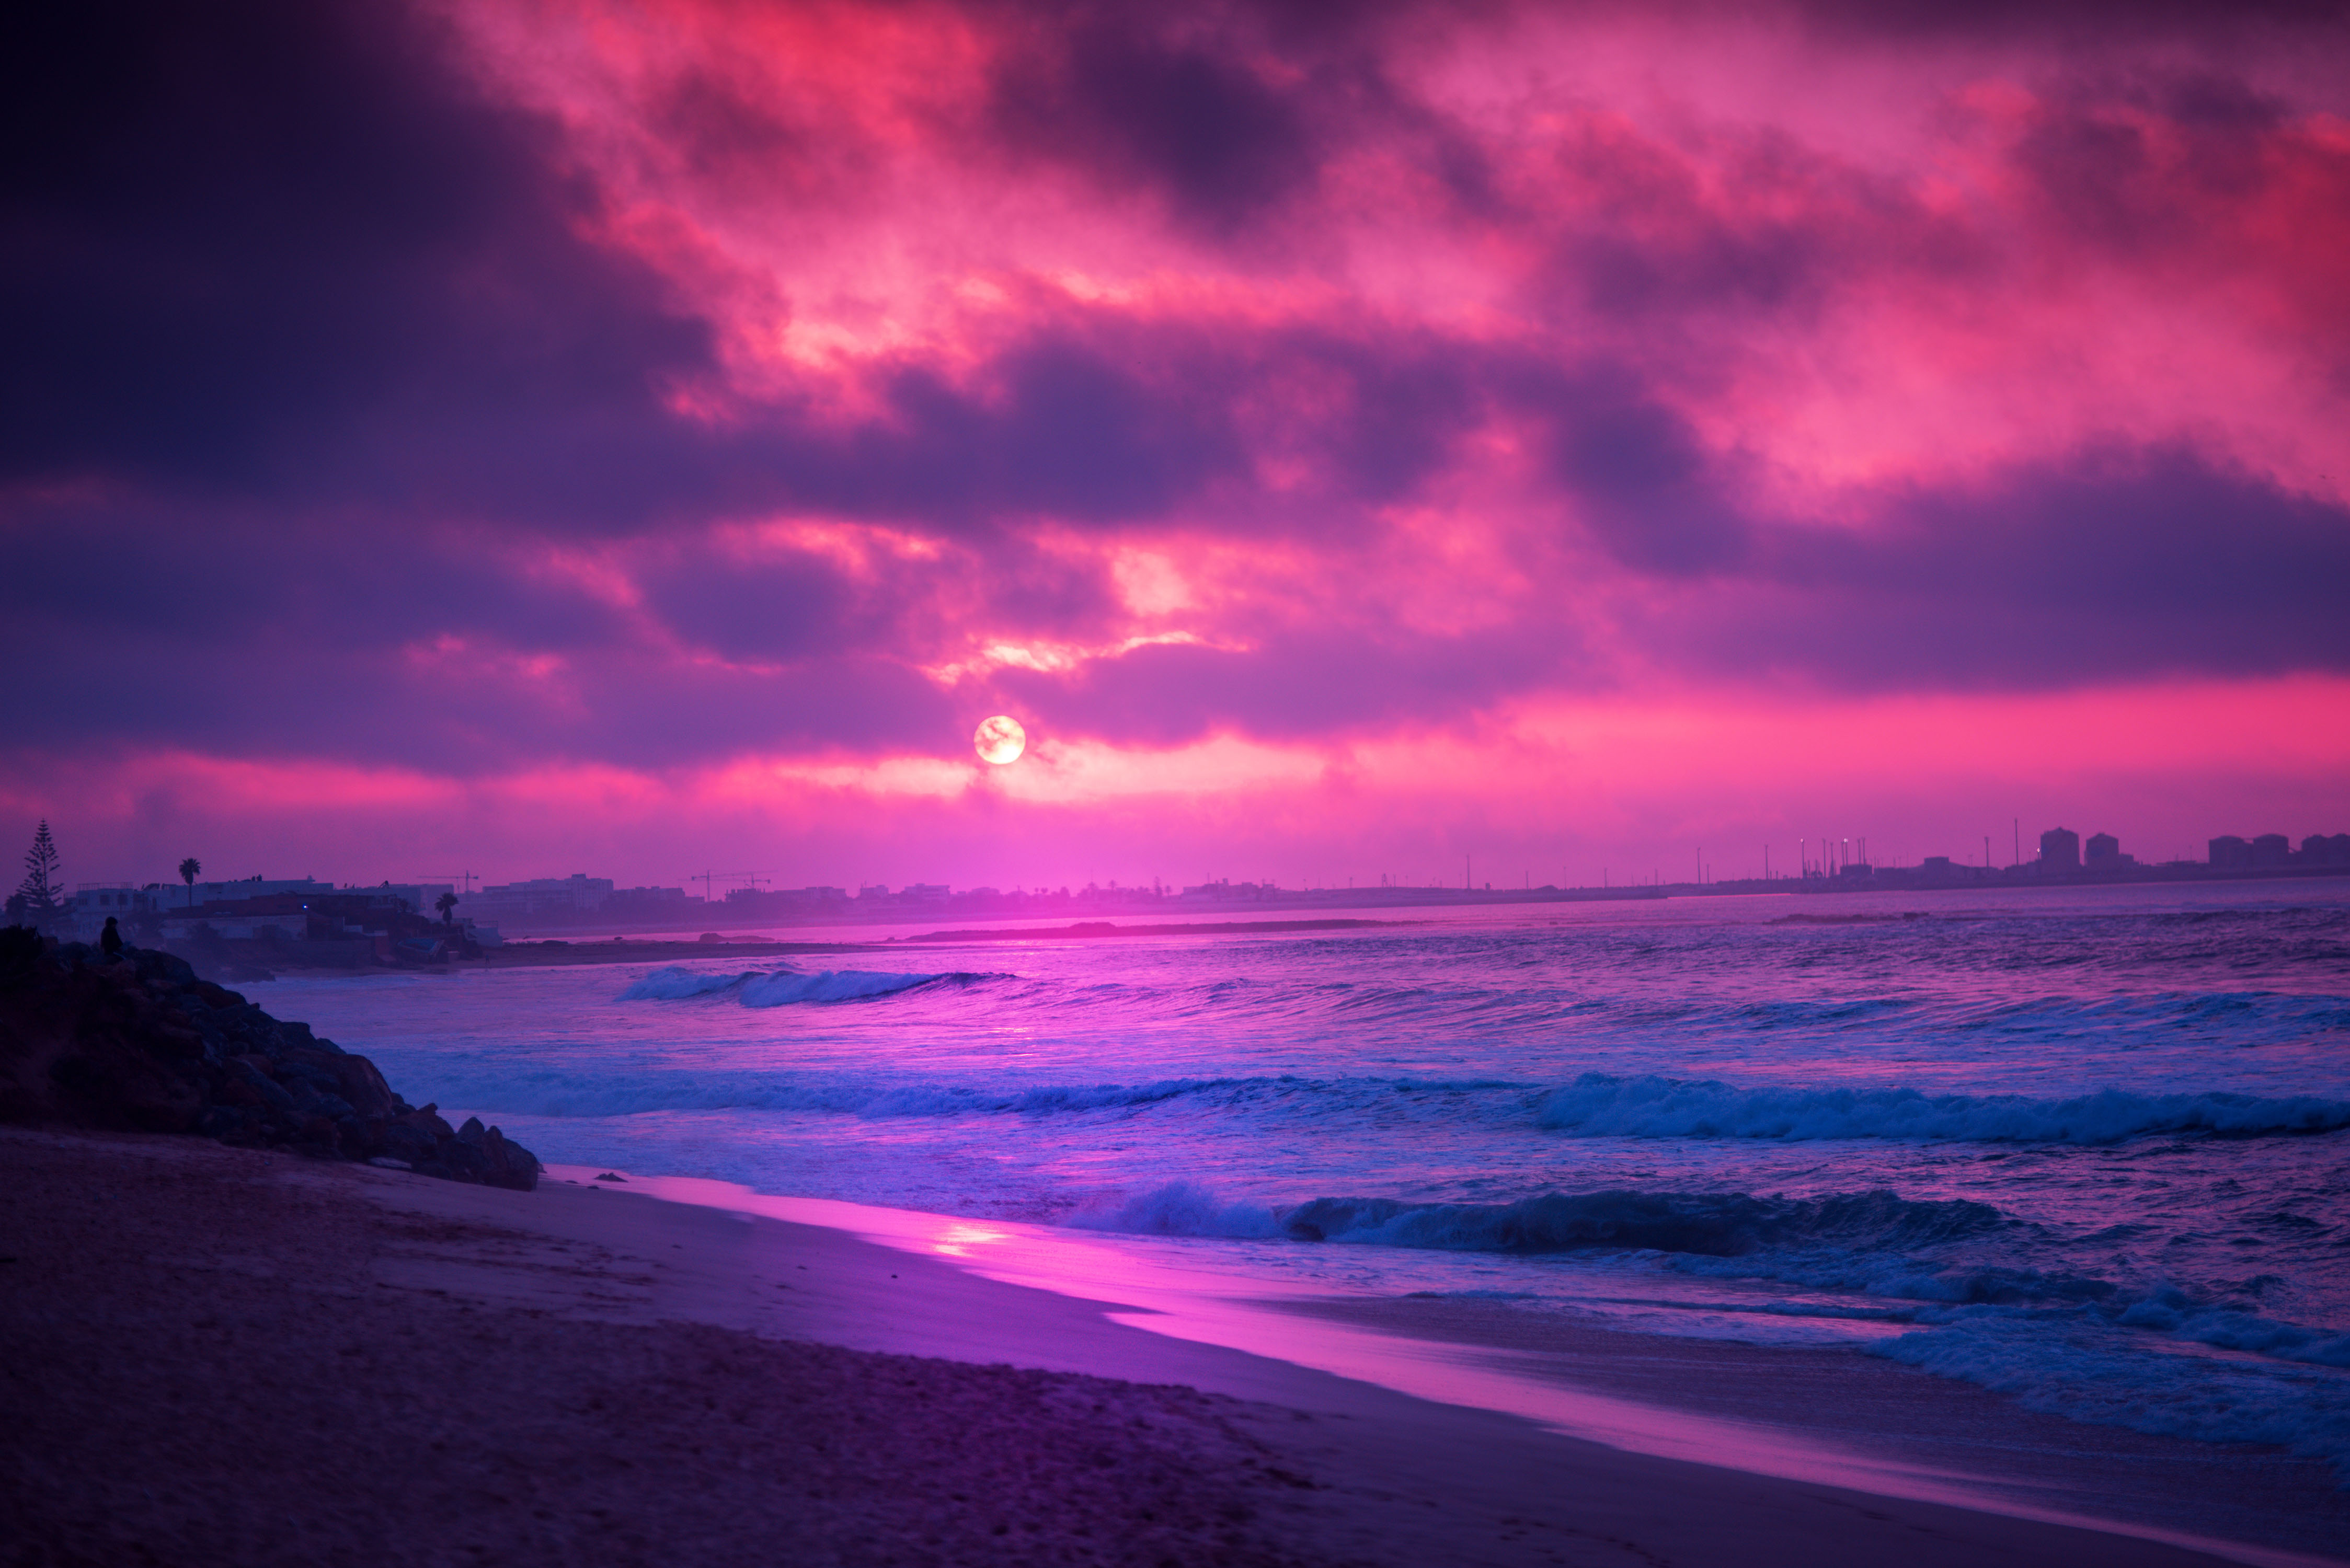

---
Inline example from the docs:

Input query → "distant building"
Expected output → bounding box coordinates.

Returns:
[2209,835,2252,869]
[723,886,847,916]
[461,874,614,925]
[2252,834,2293,868]
[478,874,613,909]
[59,883,166,940]
[2038,827,2081,873]
[601,886,701,920]
[70,883,156,915]
[156,875,334,910]
[2304,834,2350,867]
[2084,833,2131,870]
[349,882,455,915]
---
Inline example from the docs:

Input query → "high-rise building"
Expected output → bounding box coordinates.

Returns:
[2252,834,2292,867]
[2038,826,2081,872]
[2303,834,2350,866]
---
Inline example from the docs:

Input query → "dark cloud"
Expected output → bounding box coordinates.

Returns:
[1779,0,2350,43]
[1673,445,2350,687]
[2006,69,2333,259]
[636,551,870,667]
[0,511,963,770]
[1499,364,1755,576]
[988,12,1323,232]
[859,338,1249,524]
[634,531,1118,668]
[0,0,718,525]
[0,504,626,653]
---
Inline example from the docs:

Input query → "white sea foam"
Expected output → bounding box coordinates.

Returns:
[616,967,763,1000]
[1067,1175,2350,1469]
[1870,1311,2350,1478]
[617,965,980,1007]
[1534,1073,2350,1144]
[410,1070,1250,1120]
[1072,1183,2005,1255]
[739,969,959,1006]
[1064,1181,1281,1238]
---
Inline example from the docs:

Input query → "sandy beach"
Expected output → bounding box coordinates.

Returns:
[3,1127,2286,1567]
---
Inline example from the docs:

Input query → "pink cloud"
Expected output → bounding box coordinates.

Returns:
[5,0,2348,885]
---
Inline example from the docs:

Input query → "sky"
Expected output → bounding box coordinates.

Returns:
[5,0,2348,895]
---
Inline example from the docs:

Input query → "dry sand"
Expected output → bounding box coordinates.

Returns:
[1,1127,2267,1566]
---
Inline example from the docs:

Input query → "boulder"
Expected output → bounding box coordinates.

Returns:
[0,933,540,1192]
[379,1121,439,1165]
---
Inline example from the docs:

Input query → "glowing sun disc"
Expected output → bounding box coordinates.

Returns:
[974,715,1026,765]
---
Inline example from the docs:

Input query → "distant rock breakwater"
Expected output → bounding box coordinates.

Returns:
[0,928,538,1190]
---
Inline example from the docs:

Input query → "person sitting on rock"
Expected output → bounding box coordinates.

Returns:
[100,915,123,958]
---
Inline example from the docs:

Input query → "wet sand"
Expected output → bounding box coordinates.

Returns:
[1,1127,2278,1567]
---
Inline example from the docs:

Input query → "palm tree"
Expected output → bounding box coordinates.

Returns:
[179,857,201,909]
[435,891,458,925]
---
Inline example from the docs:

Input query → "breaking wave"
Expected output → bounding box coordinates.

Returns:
[411,1070,1254,1120]
[1534,1073,2350,1144]
[1070,1178,2350,1477]
[618,965,989,1006]
[617,968,755,1000]
[1067,1183,2008,1258]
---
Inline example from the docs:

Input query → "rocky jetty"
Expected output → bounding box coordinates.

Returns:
[0,927,538,1189]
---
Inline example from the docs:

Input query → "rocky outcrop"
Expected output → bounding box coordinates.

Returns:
[0,928,537,1190]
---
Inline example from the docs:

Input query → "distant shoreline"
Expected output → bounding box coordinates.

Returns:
[167,870,2350,979]
[473,863,2350,943]
[418,917,1409,971]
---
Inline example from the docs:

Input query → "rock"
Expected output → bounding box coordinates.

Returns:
[227,1059,298,1117]
[404,1105,457,1141]
[477,1124,540,1192]
[438,1139,491,1182]
[0,934,541,1194]
[194,1104,253,1140]
[324,1053,397,1120]
[379,1121,438,1165]
[301,1091,357,1123]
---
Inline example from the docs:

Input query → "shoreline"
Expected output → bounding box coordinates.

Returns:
[236,918,1415,977]
[9,1127,2333,1567]
[549,1168,2350,1568]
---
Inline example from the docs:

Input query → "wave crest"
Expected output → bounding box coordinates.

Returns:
[1534,1073,2350,1144]
[1070,1183,2005,1257]
[617,965,988,1006]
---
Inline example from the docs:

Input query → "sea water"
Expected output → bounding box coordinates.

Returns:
[262,881,2350,1508]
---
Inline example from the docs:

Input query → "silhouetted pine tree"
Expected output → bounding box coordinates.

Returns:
[17,820,61,911]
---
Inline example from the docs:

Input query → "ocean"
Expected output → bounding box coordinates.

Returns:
[260,879,2350,1552]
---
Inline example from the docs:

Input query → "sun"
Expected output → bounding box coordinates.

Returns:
[973,715,1026,765]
